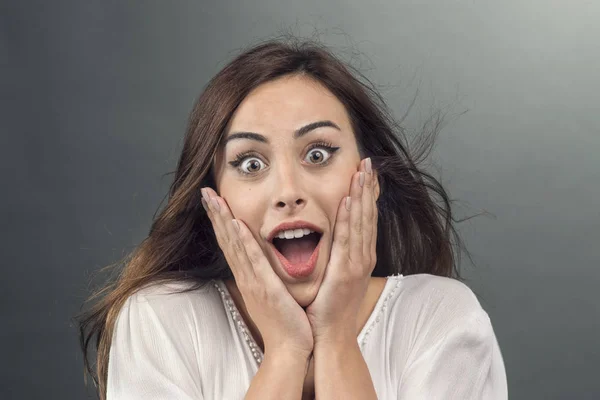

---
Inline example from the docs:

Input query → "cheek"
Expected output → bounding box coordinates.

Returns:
[224,194,263,234]
[317,171,355,221]
[316,158,356,189]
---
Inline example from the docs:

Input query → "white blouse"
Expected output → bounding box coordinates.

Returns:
[107,274,508,399]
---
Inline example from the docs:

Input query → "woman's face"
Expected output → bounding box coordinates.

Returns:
[213,74,366,307]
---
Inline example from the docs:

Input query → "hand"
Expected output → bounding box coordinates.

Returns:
[305,157,379,343]
[201,187,314,359]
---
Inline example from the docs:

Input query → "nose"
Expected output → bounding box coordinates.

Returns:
[271,163,306,213]
[274,195,305,211]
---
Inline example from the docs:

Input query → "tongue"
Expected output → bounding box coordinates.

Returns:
[278,237,318,264]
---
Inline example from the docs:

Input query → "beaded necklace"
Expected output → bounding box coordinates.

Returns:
[213,281,264,365]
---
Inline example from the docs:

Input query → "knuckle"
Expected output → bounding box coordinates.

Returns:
[231,238,244,254]
[352,220,362,233]
[338,234,349,247]
[246,248,262,265]
[214,232,225,246]
[223,232,233,245]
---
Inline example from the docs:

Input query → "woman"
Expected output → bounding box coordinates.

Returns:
[77,38,508,399]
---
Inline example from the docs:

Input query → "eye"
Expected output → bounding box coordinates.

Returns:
[304,141,340,165]
[228,141,340,176]
[239,157,266,174]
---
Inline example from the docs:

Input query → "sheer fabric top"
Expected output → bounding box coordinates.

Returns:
[106,273,508,399]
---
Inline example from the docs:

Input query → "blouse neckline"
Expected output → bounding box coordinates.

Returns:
[213,274,404,366]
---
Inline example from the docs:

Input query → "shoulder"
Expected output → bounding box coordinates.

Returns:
[385,273,492,341]
[391,273,484,315]
[384,275,508,398]
[107,280,228,398]
[114,279,228,337]
[122,279,220,311]
[125,279,219,305]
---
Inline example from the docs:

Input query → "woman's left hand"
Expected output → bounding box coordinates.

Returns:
[305,157,379,344]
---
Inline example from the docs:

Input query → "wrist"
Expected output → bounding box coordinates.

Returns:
[263,348,312,376]
[314,328,356,348]
[264,346,312,364]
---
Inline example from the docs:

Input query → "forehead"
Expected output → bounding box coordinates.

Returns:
[226,74,352,136]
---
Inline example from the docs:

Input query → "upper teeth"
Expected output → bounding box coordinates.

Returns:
[275,228,315,240]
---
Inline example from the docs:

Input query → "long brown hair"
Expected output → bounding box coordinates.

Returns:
[75,36,475,399]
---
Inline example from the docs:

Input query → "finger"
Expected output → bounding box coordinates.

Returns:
[362,158,375,268]
[231,218,286,287]
[371,171,379,266]
[202,188,251,282]
[348,169,363,265]
[329,194,351,264]
[203,187,279,287]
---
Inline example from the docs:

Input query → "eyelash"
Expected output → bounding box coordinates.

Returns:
[229,141,341,176]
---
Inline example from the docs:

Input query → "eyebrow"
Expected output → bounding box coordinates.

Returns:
[223,120,341,145]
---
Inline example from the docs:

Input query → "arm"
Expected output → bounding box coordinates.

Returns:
[398,310,508,400]
[245,349,311,400]
[313,335,378,400]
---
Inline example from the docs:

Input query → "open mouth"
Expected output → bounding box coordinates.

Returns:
[268,231,323,278]
[271,231,322,264]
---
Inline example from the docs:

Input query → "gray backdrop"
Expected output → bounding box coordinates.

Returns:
[2,1,598,399]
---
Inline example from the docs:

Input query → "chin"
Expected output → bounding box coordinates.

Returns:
[288,284,319,308]
[283,257,328,308]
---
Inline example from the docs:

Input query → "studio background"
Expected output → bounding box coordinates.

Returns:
[1,1,598,399]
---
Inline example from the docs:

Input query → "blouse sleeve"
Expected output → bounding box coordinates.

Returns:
[397,310,508,400]
[106,292,204,400]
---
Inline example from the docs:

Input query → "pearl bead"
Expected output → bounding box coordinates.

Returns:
[213,281,264,366]
[359,275,403,350]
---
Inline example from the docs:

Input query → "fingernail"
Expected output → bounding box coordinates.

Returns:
[345,196,352,210]
[210,197,220,212]
[201,198,209,212]
[232,219,240,233]
[201,188,209,202]
[359,172,365,187]
[365,158,372,174]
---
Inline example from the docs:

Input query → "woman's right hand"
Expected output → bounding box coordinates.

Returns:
[201,187,314,360]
